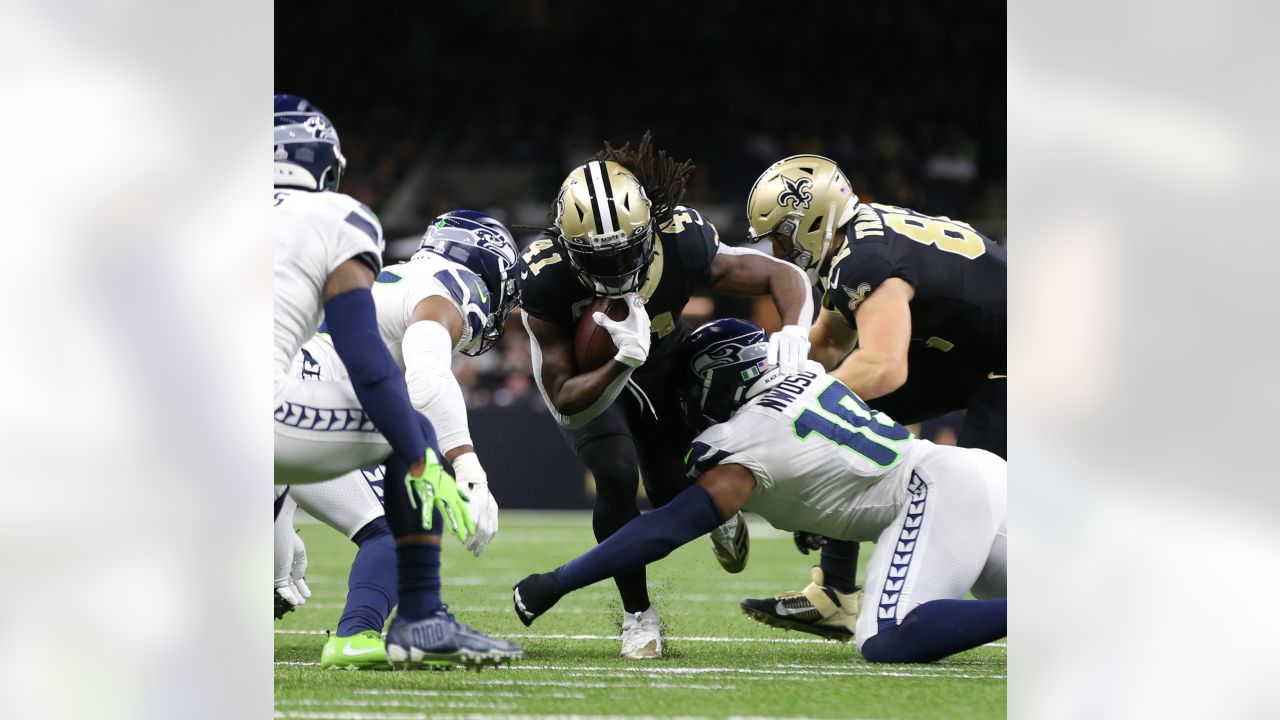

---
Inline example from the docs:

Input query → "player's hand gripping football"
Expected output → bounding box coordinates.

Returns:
[768,324,811,376]
[405,448,476,543]
[593,293,651,368]
[452,451,499,557]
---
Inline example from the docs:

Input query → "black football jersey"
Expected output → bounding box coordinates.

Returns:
[517,205,720,363]
[823,203,1006,373]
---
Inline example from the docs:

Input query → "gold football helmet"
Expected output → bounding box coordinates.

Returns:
[554,160,655,297]
[746,155,859,284]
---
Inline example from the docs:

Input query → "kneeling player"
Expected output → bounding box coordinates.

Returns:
[739,155,1007,639]
[513,319,1006,663]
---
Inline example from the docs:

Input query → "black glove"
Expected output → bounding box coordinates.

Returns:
[513,572,564,626]
[793,531,829,555]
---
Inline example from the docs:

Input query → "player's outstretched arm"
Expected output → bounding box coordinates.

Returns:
[809,308,859,370]
[403,295,498,555]
[706,246,814,374]
[830,277,914,401]
[523,310,638,429]
[322,258,434,470]
[512,464,755,625]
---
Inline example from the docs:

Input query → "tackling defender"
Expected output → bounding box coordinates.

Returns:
[513,319,1007,663]
[737,155,1006,640]
[273,94,520,668]
[277,210,522,668]
[517,134,813,658]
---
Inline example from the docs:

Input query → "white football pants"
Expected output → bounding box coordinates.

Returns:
[856,442,1007,649]
[274,339,392,486]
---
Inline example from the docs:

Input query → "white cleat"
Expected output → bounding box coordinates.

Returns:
[620,607,663,659]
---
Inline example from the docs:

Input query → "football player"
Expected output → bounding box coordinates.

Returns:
[276,210,522,668]
[513,319,1007,664]
[737,155,1006,642]
[517,134,813,658]
[273,94,520,668]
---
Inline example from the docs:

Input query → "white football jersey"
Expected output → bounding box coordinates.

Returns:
[367,250,492,364]
[273,188,384,383]
[687,362,919,541]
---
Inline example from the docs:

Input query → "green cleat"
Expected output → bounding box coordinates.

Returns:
[320,630,387,670]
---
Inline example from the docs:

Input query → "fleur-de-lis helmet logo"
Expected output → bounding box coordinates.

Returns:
[776,175,814,210]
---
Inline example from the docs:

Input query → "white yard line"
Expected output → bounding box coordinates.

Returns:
[279,699,517,711]
[352,689,586,700]
[275,629,1006,652]
[508,664,1004,681]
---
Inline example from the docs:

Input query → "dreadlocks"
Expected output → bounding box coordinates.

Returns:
[519,131,695,237]
[594,131,694,228]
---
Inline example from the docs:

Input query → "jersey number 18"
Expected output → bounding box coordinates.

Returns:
[792,381,910,467]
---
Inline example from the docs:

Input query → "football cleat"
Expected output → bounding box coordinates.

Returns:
[620,607,663,659]
[739,566,861,642]
[385,606,523,670]
[709,511,750,573]
[320,630,386,670]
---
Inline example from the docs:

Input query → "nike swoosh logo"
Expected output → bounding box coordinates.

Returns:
[474,280,488,304]
[773,602,813,618]
[342,643,380,657]
[520,271,529,280]
[987,372,1007,380]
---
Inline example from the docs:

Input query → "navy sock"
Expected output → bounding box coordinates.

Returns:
[394,536,443,621]
[553,484,725,593]
[861,598,1007,663]
[818,540,860,594]
[381,453,446,622]
[336,518,397,636]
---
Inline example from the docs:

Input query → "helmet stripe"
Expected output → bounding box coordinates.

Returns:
[599,162,620,233]
[586,161,616,235]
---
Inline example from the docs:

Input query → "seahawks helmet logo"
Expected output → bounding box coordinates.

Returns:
[776,176,813,210]
[691,333,766,375]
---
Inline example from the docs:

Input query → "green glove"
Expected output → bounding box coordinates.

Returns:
[404,449,476,542]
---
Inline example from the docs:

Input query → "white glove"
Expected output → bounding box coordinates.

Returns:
[767,324,811,376]
[274,532,309,617]
[453,452,498,557]
[274,491,306,618]
[290,533,310,601]
[593,293,651,368]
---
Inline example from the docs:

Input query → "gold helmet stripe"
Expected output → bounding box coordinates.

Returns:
[586,160,619,235]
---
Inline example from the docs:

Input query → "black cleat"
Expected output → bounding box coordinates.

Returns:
[739,567,860,642]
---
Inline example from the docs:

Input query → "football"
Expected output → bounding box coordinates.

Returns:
[574,296,627,372]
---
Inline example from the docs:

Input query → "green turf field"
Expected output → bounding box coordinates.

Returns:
[276,510,1006,719]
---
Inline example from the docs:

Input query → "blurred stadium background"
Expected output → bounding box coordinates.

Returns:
[276,0,1006,509]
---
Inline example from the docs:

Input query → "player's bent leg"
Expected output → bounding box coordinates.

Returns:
[580,433,650,613]
[381,453,522,669]
[292,469,398,669]
[854,442,1007,663]
[274,374,392,485]
[739,566,861,642]
[859,598,1007,663]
